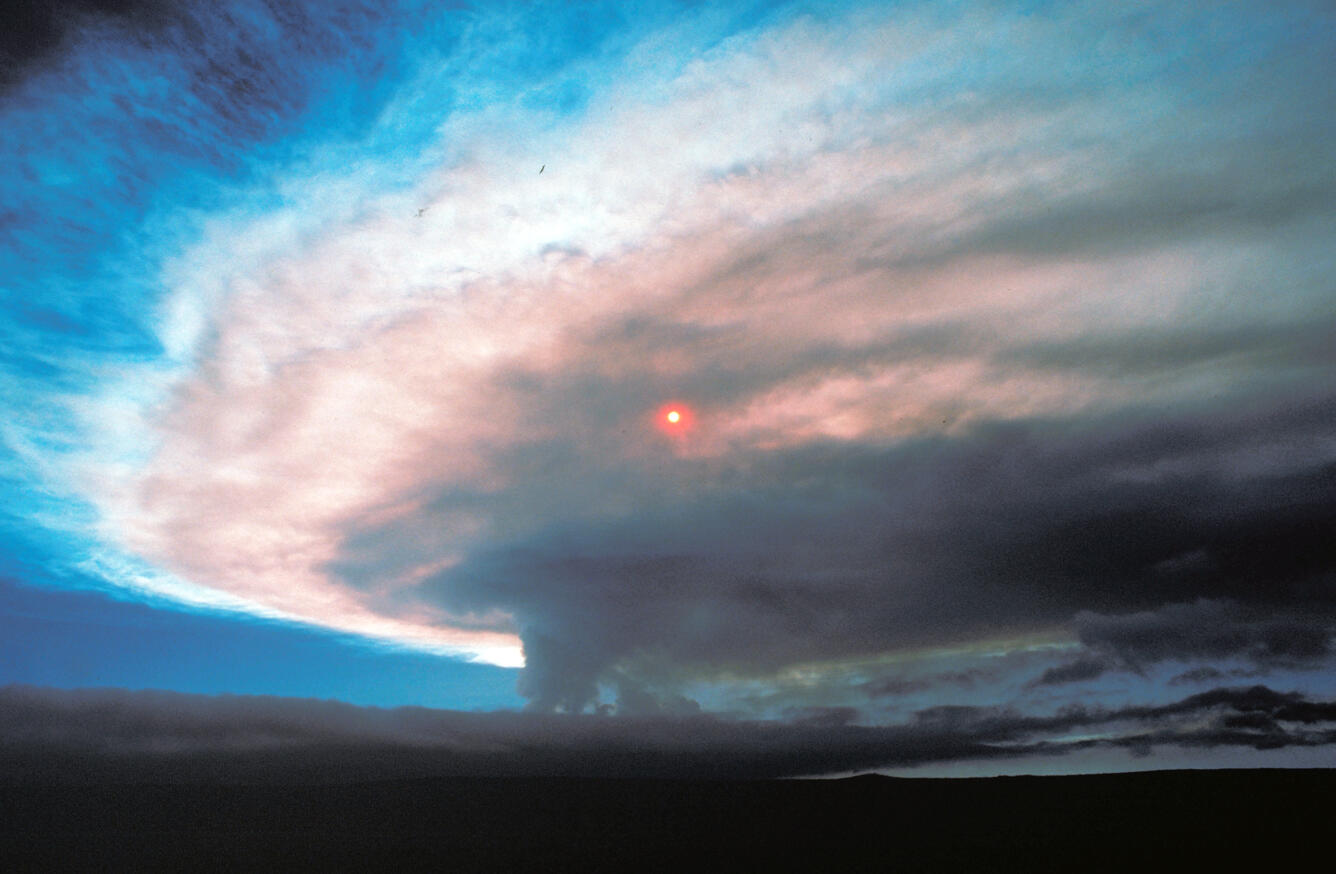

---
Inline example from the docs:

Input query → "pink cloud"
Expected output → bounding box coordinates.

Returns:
[73,7,1294,673]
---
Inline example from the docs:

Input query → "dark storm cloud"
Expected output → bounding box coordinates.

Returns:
[367,119,1336,709]
[1076,599,1336,670]
[1171,666,1227,686]
[418,391,1336,709]
[0,685,1032,784]
[4,684,1334,785]
[782,706,862,727]
[1,1,166,84]
[1029,657,1111,688]
[1170,666,1271,687]
[910,685,1336,751]
[861,671,986,699]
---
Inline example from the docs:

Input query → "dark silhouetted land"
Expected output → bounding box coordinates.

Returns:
[2,769,1330,871]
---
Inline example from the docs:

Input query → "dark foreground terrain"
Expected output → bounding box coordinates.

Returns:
[2,769,1330,872]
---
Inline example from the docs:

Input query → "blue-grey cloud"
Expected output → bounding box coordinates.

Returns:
[1076,600,1335,670]
[1029,657,1112,688]
[4,684,1334,785]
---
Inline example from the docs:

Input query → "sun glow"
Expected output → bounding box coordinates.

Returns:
[654,402,694,434]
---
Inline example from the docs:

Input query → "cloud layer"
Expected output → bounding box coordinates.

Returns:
[3,0,1334,726]
[3,684,1334,784]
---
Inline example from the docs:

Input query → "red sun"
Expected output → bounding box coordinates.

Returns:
[654,401,694,433]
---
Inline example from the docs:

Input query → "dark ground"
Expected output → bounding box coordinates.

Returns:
[1,769,1329,872]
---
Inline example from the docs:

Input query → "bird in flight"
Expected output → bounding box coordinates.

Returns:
[539,164,545,174]
[416,207,427,217]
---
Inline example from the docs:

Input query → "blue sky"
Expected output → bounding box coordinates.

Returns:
[3,0,1335,777]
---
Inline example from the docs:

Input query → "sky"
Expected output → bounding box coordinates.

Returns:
[1,0,1334,779]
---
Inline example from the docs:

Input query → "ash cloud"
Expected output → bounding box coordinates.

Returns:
[6,0,1334,721]
[1029,657,1112,688]
[862,671,986,699]
[2,1,167,84]
[4,684,1334,785]
[1075,599,1336,670]
[424,395,1336,709]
